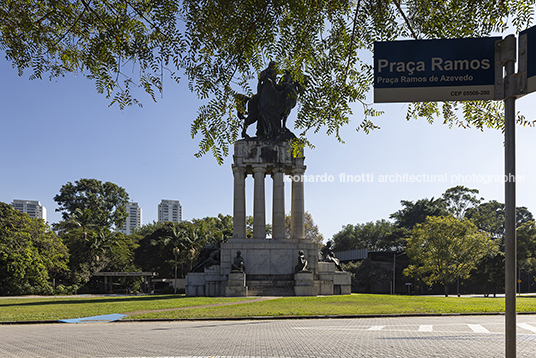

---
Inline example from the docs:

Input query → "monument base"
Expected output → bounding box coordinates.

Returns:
[185,265,225,297]
[185,239,352,297]
[318,262,352,295]
[221,238,319,275]
[225,271,248,297]
[294,271,316,296]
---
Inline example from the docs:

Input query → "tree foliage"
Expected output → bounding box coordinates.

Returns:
[392,186,486,230]
[404,215,498,296]
[390,197,447,230]
[134,221,197,278]
[0,0,184,108]
[55,216,138,286]
[465,200,534,242]
[342,258,391,293]
[52,178,133,287]
[284,211,324,246]
[470,251,505,297]
[331,219,405,252]
[191,214,234,241]
[3,1,535,163]
[134,215,232,278]
[517,221,536,272]
[441,186,482,219]
[329,186,536,295]
[0,202,69,295]
[460,200,534,295]
[246,215,272,238]
[53,178,130,231]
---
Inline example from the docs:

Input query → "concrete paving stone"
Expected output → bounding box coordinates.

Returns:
[1,315,536,357]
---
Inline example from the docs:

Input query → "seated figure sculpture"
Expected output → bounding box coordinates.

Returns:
[294,250,308,273]
[320,241,342,271]
[231,250,245,272]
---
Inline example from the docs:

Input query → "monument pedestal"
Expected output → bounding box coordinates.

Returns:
[220,239,318,275]
[221,238,318,296]
[317,262,351,295]
[185,272,205,297]
[294,271,316,296]
[186,239,352,297]
[186,266,224,297]
[225,271,248,297]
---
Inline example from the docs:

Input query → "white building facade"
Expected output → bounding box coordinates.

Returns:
[158,199,182,223]
[121,202,142,235]
[11,200,47,221]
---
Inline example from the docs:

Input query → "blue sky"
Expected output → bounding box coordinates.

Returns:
[2,39,536,241]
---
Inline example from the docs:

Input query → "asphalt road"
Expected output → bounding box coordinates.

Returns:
[2,314,536,357]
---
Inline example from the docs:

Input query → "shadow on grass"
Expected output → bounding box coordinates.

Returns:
[0,294,183,308]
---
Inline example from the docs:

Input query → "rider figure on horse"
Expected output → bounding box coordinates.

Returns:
[236,61,306,140]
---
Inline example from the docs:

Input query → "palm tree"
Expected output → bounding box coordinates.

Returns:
[68,208,96,241]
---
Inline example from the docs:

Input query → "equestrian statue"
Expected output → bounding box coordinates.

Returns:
[235,61,307,141]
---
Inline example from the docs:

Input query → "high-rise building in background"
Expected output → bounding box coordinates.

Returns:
[11,199,47,221]
[158,199,182,223]
[121,202,142,235]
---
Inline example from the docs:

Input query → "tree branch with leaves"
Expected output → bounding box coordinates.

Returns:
[2,1,536,163]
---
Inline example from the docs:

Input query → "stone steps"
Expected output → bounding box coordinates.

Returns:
[246,276,295,296]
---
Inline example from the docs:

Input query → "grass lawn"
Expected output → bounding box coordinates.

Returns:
[2,294,536,322]
[127,294,536,320]
[0,295,254,322]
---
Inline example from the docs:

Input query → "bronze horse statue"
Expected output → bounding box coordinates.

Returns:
[235,69,307,139]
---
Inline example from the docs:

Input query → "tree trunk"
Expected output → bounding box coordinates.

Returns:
[444,283,449,297]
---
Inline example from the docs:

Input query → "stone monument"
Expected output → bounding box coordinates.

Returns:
[185,62,350,296]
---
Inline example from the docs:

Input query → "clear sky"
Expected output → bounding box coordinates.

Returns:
[2,37,536,242]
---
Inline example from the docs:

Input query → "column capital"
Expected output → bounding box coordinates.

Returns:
[271,167,284,176]
[252,165,267,174]
[292,166,306,175]
[232,165,247,174]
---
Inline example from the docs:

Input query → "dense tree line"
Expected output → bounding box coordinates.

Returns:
[0,178,325,295]
[3,179,534,296]
[333,186,536,296]
[0,202,68,295]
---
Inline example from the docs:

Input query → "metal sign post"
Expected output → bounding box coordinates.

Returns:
[499,34,518,358]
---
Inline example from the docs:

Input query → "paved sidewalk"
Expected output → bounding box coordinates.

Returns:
[1,315,536,357]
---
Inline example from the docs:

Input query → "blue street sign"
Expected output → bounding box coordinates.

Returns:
[520,26,536,94]
[374,37,500,103]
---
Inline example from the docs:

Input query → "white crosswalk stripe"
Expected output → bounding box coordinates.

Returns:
[418,325,433,332]
[517,322,536,333]
[368,325,385,331]
[468,324,490,333]
[294,321,536,335]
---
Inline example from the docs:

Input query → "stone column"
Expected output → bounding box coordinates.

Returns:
[232,165,246,239]
[272,168,285,239]
[253,166,266,239]
[291,167,305,240]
